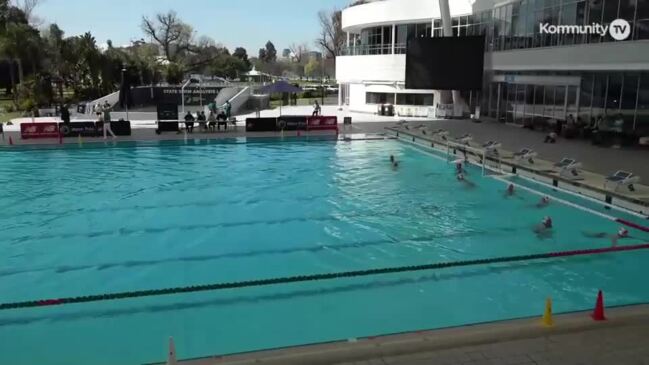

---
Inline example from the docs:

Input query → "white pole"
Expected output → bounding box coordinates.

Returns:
[438,0,463,114]
[166,337,177,365]
[391,24,396,54]
[122,68,129,121]
[181,80,191,115]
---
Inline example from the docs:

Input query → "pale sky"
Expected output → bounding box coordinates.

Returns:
[34,0,350,54]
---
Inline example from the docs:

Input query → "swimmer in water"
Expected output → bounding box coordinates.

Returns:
[536,196,551,208]
[457,173,476,188]
[533,216,553,239]
[583,227,630,246]
[390,155,399,169]
[505,183,515,197]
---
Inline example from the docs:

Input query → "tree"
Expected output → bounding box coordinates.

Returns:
[11,0,43,25]
[304,58,321,79]
[316,9,345,58]
[258,48,267,62]
[141,10,193,63]
[165,62,184,84]
[289,42,309,63]
[0,21,41,101]
[264,41,277,62]
[233,47,250,68]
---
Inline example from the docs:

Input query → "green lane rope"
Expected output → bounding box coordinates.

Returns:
[2,243,648,311]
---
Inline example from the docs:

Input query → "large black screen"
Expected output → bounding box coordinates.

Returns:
[405,36,485,90]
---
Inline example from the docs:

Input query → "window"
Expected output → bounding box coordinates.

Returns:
[587,0,603,43]
[607,74,622,112]
[559,2,579,45]
[618,0,636,21]
[396,93,435,106]
[415,23,431,38]
[602,0,620,23]
[636,0,649,39]
[592,74,607,117]
[554,85,566,119]
[580,74,594,120]
[621,74,639,117]
[366,92,391,104]
[396,24,408,45]
[636,73,649,129]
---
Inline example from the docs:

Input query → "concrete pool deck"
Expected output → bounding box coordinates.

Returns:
[387,126,649,213]
[151,304,649,365]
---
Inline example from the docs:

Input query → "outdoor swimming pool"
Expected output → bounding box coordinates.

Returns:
[1,138,648,365]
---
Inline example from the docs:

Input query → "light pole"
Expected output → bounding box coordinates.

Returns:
[180,79,192,115]
[121,67,129,121]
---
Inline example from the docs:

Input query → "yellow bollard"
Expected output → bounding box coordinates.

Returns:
[78,134,83,146]
[542,297,553,327]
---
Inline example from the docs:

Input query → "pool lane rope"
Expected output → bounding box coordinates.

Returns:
[1,243,649,311]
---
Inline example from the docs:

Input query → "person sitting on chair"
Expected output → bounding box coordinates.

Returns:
[197,111,207,132]
[184,111,195,133]
[208,111,217,132]
[217,109,228,131]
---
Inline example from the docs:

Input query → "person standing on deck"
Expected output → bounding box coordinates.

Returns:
[224,100,232,120]
[101,103,116,139]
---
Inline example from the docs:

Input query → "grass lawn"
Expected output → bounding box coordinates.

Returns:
[0,98,22,123]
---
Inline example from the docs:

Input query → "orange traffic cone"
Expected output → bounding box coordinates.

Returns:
[592,290,606,321]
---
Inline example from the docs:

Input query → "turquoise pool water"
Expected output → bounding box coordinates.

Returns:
[1,138,648,365]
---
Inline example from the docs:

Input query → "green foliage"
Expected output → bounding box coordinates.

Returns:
[0,5,260,111]
[165,63,184,84]
[258,41,277,63]
[304,58,321,78]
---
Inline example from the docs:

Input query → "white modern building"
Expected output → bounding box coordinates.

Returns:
[336,0,649,134]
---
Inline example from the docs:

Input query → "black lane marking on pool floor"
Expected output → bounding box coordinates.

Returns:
[0,229,503,278]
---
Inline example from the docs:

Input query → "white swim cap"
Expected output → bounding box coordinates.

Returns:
[618,227,629,237]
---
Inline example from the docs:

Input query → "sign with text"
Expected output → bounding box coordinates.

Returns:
[59,122,99,137]
[277,116,308,131]
[307,116,338,131]
[20,123,60,139]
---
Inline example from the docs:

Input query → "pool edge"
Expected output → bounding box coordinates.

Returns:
[150,303,649,365]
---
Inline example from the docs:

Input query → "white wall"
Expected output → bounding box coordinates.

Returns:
[349,83,378,113]
[342,0,474,32]
[488,40,649,71]
[337,54,407,83]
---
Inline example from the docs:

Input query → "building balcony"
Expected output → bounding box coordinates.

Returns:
[340,43,407,56]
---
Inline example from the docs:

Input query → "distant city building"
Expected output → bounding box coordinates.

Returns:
[305,51,323,61]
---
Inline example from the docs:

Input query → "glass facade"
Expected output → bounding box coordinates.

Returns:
[342,0,648,55]
[484,72,649,132]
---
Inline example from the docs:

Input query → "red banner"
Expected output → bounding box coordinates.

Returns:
[307,116,338,132]
[21,123,60,139]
